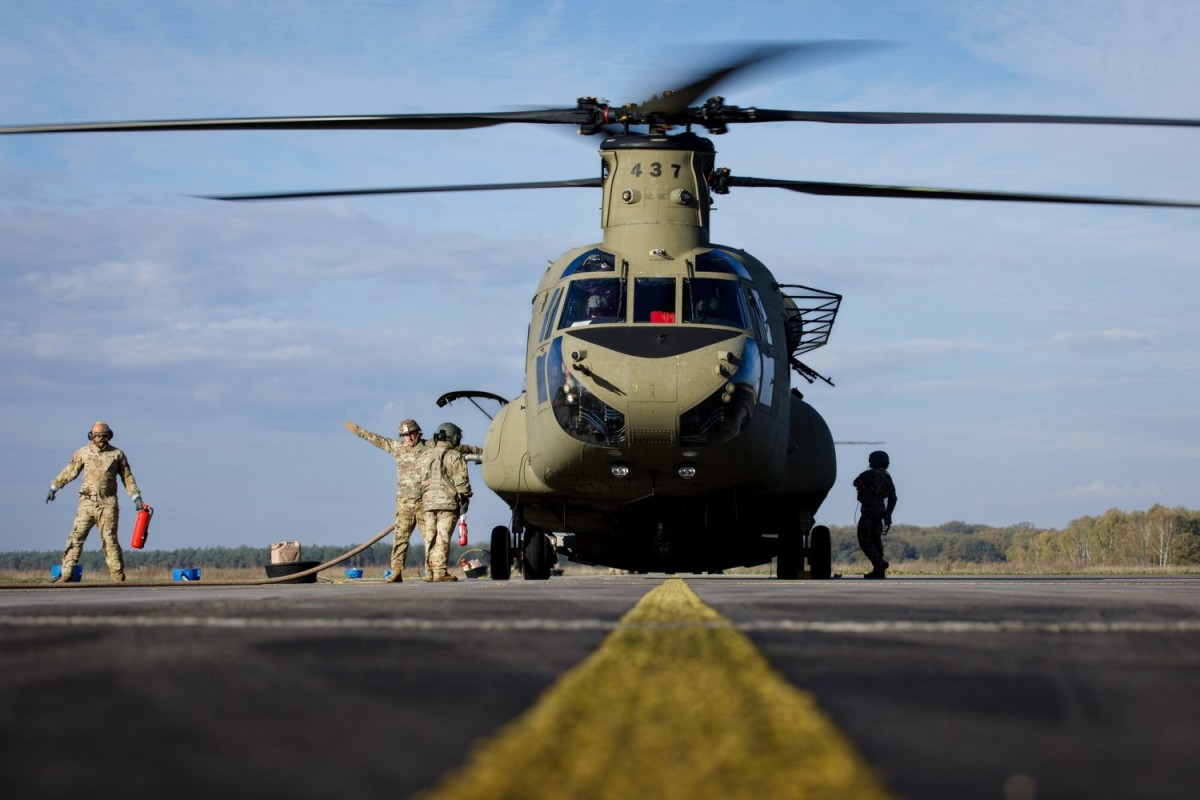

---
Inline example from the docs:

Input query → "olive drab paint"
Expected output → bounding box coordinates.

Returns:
[480,133,837,575]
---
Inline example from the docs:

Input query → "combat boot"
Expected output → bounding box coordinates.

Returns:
[112,573,127,583]
[385,570,403,583]
[430,574,458,583]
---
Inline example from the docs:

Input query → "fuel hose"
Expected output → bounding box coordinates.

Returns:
[0,523,396,589]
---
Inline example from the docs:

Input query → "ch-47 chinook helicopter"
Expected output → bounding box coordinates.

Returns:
[5,42,1200,580]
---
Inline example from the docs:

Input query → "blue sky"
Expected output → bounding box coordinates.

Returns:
[2,1,1198,554]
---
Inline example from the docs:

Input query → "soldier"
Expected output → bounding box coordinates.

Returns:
[46,421,144,583]
[419,422,473,582]
[853,450,897,579]
[346,418,428,582]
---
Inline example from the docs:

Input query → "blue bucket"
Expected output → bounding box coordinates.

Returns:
[51,564,83,581]
[172,568,201,581]
[345,568,363,579]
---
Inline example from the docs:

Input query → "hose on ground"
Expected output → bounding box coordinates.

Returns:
[0,523,397,590]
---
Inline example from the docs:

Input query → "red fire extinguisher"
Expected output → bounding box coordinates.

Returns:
[131,505,154,549]
[456,516,468,546]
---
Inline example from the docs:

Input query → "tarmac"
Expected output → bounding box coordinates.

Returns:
[1,573,1197,799]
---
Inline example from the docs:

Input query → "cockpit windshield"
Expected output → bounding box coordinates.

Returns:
[682,277,748,329]
[558,277,626,328]
[633,277,676,324]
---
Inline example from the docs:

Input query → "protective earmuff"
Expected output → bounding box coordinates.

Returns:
[87,428,114,441]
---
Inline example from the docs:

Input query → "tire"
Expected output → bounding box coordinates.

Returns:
[490,525,511,581]
[777,529,802,579]
[809,525,832,580]
[521,530,552,580]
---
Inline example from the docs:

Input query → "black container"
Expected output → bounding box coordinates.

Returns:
[263,560,322,583]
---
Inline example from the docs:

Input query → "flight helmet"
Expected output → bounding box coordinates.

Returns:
[434,422,463,447]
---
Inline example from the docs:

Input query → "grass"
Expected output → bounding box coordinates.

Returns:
[1,561,1196,585]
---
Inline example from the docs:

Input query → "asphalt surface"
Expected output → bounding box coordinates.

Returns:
[1,574,1197,799]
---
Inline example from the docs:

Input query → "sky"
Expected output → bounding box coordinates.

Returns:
[2,0,1198,555]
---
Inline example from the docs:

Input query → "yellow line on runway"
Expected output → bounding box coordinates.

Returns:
[422,578,893,800]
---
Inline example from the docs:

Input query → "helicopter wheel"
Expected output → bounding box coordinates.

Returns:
[490,525,512,581]
[521,530,553,580]
[777,522,804,580]
[808,525,832,580]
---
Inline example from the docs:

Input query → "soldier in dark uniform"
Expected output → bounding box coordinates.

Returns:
[853,450,897,579]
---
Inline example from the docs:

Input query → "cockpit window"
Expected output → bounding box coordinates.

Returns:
[634,277,677,323]
[695,249,752,280]
[746,287,774,347]
[562,248,616,277]
[539,287,563,341]
[558,277,625,328]
[683,278,748,329]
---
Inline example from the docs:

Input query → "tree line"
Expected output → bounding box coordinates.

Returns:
[4,505,1197,572]
[828,505,1200,569]
[0,541,489,573]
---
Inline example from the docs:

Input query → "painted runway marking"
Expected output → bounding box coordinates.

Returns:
[421,577,894,800]
[2,614,1196,635]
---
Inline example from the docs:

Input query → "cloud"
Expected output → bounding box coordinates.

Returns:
[1037,328,1158,354]
[1050,479,1167,503]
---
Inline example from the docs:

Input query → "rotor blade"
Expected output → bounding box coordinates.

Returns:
[727,176,1200,208]
[204,177,601,201]
[636,40,890,116]
[0,108,590,136]
[744,108,1200,128]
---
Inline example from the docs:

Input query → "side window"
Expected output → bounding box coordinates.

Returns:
[535,350,549,405]
[634,277,676,323]
[539,287,563,341]
[746,287,774,348]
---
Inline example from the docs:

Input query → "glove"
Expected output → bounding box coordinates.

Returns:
[458,495,470,516]
[134,496,145,511]
[883,515,892,533]
[46,487,57,504]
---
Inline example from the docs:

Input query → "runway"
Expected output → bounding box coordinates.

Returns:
[1,574,1197,799]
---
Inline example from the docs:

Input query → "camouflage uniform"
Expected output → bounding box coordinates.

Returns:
[349,424,428,576]
[419,440,471,580]
[51,440,142,582]
[853,465,897,576]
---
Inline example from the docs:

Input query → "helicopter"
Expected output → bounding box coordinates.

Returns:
[4,43,1199,580]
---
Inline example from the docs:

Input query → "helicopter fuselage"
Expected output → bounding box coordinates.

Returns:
[481,134,836,572]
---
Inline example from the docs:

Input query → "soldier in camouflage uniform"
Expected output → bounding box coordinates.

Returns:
[853,450,897,579]
[46,421,145,583]
[346,418,428,582]
[419,422,473,582]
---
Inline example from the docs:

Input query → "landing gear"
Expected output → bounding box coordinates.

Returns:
[493,506,558,581]
[777,518,832,580]
[777,528,802,580]
[809,525,832,580]
[490,525,512,581]
[521,529,555,580]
